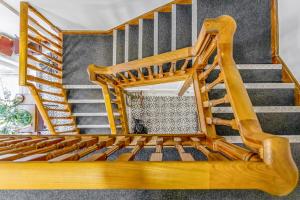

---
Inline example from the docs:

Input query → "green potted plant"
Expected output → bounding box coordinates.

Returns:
[0,89,32,134]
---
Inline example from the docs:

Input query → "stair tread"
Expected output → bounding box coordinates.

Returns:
[214,83,294,89]
[64,85,101,89]
[224,135,300,143]
[77,124,122,128]
[73,113,120,117]
[68,99,106,103]
[213,106,300,113]
[212,64,282,70]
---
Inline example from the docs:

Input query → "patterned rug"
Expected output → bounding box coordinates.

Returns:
[127,95,199,134]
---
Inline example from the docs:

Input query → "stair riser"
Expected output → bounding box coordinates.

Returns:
[79,128,118,134]
[172,4,192,50]
[71,103,114,113]
[76,116,109,125]
[113,30,125,65]
[67,89,104,100]
[209,88,294,106]
[139,19,154,59]
[154,12,172,55]
[76,116,121,126]
[125,25,139,62]
[214,113,300,136]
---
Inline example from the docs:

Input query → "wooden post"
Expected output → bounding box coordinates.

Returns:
[19,2,29,86]
[115,87,129,134]
[192,70,216,138]
[102,84,117,134]
[271,0,279,63]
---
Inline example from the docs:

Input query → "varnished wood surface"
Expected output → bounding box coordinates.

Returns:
[87,15,298,196]
[19,2,78,134]
[17,1,299,195]
[0,161,296,196]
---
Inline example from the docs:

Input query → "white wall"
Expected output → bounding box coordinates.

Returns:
[279,0,300,81]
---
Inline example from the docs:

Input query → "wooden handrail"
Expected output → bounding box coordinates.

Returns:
[88,15,298,195]
[19,2,77,135]
[0,133,296,195]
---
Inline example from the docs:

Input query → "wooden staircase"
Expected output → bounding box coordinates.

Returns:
[13,0,299,196]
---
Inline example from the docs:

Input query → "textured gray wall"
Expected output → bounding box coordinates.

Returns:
[115,30,125,64]
[139,19,154,58]
[63,35,113,85]
[126,25,139,62]
[195,0,272,64]
[155,12,172,54]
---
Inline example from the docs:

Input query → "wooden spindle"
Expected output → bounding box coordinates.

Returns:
[190,137,229,161]
[198,56,218,80]
[28,55,61,71]
[147,67,154,79]
[127,71,137,82]
[203,95,229,107]
[27,64,62,79]
[138,68,145,80]
[150,137,163,161]
[0,138,31,147]
[213,139,261,161]
[117,137,147,161]
[28,16,62,42]
[83,137,130,161]
[206,117,238,130]
[27,76,62,89]
[158,64,163,78]
[48,137,101,161]
[169,62,176,76]
[108,74,121,84]
[179,58,191,74]
[28,45,62,65]
[174,137,195,161]
[201,73,223,93]
[37,89,64,97]
[28,26,62,49]
[117,72,129,83]
[0,137,65,161]
[28,35,62,58]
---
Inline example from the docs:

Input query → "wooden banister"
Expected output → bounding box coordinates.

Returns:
[87,15,298,195]
[19,2,77,135]
[0,133,297,195]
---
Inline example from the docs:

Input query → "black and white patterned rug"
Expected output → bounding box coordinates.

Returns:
[127,95,199,134]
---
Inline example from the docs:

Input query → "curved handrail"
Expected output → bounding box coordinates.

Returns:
[88,15,298,195]
[195,15,298,195]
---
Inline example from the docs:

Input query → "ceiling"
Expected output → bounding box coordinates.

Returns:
[3,0,172,32]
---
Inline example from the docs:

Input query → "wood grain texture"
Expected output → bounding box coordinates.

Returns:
[19,2,78,134]
[18,1,299,195]
[0,161,295,196]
